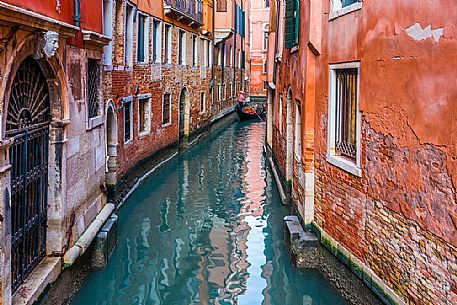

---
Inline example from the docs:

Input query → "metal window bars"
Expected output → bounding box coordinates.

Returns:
[87,59,100,119]
[335,68,358,160]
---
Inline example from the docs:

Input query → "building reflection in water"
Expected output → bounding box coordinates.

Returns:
[69,122,348,305]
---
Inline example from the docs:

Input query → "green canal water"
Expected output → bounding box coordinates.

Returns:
[70,121,348,305]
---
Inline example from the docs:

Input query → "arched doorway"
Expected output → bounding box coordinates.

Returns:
[105,103,118,194]
[179,88,189,139]
[285,88,293,182]
[6,57,51,292]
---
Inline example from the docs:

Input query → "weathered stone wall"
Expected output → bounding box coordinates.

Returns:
[0,18,107,305]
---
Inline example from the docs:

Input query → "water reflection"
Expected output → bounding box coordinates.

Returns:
[71,122,348,305]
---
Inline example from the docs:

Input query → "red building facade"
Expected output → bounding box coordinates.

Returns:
[267,1,457,304]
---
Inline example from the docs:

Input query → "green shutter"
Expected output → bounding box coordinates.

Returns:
[285,0,295,49]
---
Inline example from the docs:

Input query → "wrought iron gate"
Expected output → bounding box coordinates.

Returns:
[7,57,51,292]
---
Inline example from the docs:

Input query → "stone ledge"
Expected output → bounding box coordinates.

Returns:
[284,215,319,268]
[12,257,61,305]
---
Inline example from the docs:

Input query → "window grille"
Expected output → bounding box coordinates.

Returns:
[335,69,358,160]
[163,93,171,125]
[217,0,227,12]
[87,59,100,118]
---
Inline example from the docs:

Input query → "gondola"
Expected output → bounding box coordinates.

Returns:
[235,102,266,121]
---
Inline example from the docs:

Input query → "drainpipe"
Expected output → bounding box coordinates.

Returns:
[74,0,81,27]
[63,203,115,268]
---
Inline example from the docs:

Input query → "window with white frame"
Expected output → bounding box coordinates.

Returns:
[138,94,151,135]
[137,13,149,63]
[327,62,361,176]
[229,46,233,67]
[208,41,213,67]
[178,30,186,65]
[123,98,133,143]
[217,44,223,66]
[294,101,302,159]
[164,24,172,64]
[152,19,162,64]
[332,0,360,11]
[125,3,134,67]
[200,92,205,113]
[263,27,269,51]
[162,93,171,125]
[238,49,241,67]
[103,0,113,66]
[192,35,198,67]
[202,39,207,67]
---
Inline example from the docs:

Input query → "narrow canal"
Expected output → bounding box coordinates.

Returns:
[70,121,348,305]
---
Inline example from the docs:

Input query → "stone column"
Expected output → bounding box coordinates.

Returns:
[0,138,13,305]
[106,144,118,201]
[46,121,68,256]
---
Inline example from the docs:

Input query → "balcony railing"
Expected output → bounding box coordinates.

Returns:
[164,0,203,24]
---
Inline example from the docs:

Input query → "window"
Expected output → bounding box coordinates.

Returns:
[294,101,302,158]
[192,35,198,67]
[265,0,270,8]
[229,46,233,67]
[152,19,162,63]
[125,3,134,66]
[332,0,359,11]
[217,44,223,66]
[238,49,241,68]
[217,0,227,12]
[162,93,171,125]
[327,63,361,176]
[285,0,299,49]
[87,59,101,119]
[200,92,205,113]
[103,0,113,66]
[263,59,267,73]
[178,30,186,65]
[137,14,149,63]
[138,95,151,135]
[164,24,172,64]
[278,94,283,133]
[330,0,362,19]
[263,29,269,51]
[124,99,133,143]
[208,41,212,67]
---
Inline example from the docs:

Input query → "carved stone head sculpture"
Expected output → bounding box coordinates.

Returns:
[43,31,59,58]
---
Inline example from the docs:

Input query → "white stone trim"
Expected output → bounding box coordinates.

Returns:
[327,61,362,177]
[329,1,362,21]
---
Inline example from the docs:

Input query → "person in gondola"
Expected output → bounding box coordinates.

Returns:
[237,91,246,109]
